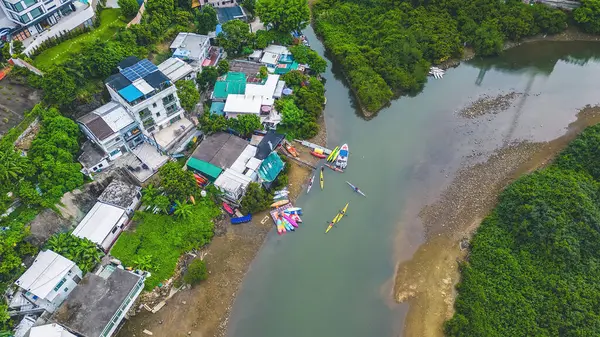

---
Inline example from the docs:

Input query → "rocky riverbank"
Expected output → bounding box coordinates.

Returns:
[396,105,600,337]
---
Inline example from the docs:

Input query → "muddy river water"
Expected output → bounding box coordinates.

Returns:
[226,27,600,337]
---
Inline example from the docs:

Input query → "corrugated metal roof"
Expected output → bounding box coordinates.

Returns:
[15,250,76,299]
[187,157,223,181]
[72,202,126,247]
[230,145,258,174]
[132,78,154,95]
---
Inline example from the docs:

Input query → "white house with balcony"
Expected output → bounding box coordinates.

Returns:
[0,0,95,53]
[77,57,196,178]
[13,250,83,314]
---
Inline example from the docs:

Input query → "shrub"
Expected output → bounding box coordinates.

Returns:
[240,182,272,214]
[183,259,208,285]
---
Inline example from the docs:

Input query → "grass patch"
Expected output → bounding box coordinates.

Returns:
[33,9,126,70]
[110,198,220,289]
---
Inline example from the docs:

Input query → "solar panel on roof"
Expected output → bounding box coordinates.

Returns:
[121,59,159,82]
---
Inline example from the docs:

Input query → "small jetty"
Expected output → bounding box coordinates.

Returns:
[429,66,445,79]
[294,139,332,155]
[277,149,317,169]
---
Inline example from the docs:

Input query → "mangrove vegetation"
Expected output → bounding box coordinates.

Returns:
[446,124,600,336]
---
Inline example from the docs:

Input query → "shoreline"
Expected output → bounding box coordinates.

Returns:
[395,105,600,337]
[327,26,600,117]
[117,111,327,337]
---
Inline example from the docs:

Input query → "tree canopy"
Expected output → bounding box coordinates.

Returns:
[175,80,200,112]
[217,20,253,57]
[313,0,567,113]
[195,5,218,35]
[256,0,310,33]
[574,0,600,34]
[158,161,199,202]
[446,124,600,336]
[118,0,140,19]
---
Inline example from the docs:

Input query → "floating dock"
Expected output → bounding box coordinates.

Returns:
[294,140,332,155]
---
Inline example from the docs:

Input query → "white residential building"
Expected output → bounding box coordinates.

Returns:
[14,250,82,313]
[30,323,77,337]
[1,0,95,53]
[158,57,196,82]
[222,74,282,127]
[72,180,141,251]
[170,32,211,70]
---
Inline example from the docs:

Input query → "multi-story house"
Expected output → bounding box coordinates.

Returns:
[0,0,94,49]
[78,57,196,178]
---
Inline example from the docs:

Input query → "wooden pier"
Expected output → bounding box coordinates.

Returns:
[277,149,317,170]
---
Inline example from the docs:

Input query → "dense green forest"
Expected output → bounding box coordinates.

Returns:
[313,0,568,112]
[445,124,600,336]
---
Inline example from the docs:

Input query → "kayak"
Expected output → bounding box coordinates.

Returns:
[222,202,234,215]
[291,214,302,223]
[346,181,366,197]
[271,199,289,208]
[307,174,314,193]
[231,213,252,224]
[284,207,302,213]
[286,143,299,157]
[311,151,327,159]
[329,146,340,163]
[284,209,303,215]
[320,167,324,190]
[276,219,285,234]
[336,143,349,169]
[282,214,299,228]
[325,163,344,173]
[282,216,295,231]
[327,146,339,161]
[325,203,349,233]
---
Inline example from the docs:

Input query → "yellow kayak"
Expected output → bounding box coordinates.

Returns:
[325,203,349,233]
[327,146,339,162]
[320,167,324,190]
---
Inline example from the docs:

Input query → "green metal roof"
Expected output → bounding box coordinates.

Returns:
[187,158,223,181]
[212,72,247,99]
[258,152,284,182]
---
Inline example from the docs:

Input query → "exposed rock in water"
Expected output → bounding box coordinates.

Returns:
[459,92,523,118]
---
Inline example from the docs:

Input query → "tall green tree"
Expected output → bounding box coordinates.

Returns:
[175,80,200,112]
[197,66,219,91]
[471,21,504,56]
[256,0,310,33]
[0,145,26,185]
[574,0,600,34]
[229,114,263,137]
[158,162,199,202]
[174,201,193,219]
[46,233,102,273]
[217,20,253,57]
[195,5,218,35]
[42,68,77,107]
[217,60,230,75]
[118,0,140,19]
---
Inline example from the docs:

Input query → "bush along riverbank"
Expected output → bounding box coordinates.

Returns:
[312,0,568,114]
[445,123,600,336]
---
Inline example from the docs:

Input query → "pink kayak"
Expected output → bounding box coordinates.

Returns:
[282,214,299,228]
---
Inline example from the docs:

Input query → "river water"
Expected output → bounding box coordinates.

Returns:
[226,28,600,337]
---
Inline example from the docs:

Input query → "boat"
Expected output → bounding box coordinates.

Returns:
[222,202,234,215]
[274,188,288,194]
[276,219,285,234]
[311,151,327,159]
[335,144,349,169]
[291,214,302,223]
[327,146,339,162]
[325,163,344,173]
[325,203,349,233]
[346,181,366,197]
[286,142,299,157]
[285,209,303,215]
[320,166,324,190]
[282,214,299,228]
[271,199,289,208]
[307,174,314,193]
[231,213,252,224]
[284,207,302,213]
[281,215,295,231]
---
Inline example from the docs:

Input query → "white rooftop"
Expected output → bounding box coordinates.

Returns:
[154,117,194,150]
[214,168,253,196]
[223,94,263,114]
[72,202,126,246]
[131,143,170,172]
[264,44,289,56]
[274,80,285,98]
[230,145,258,174]
[260,52,279,66]
[15,250,75,299]
[248,50,263,59]
[247,157,262,171]
[132,78,154,95]
[245,74,280,98]
[158,58,195,82]
[170,32,210,60]
[30,324,77,337]
[95,102,135,133]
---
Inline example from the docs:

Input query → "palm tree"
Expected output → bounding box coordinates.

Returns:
[174,200,193,219]
[0,146,26,185]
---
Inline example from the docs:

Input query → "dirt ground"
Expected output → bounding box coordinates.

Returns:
[0,81,41,136]
[118,126,326,337]
[395,105,600,337]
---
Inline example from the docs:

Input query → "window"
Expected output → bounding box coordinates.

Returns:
[73,275,82,283]
[53,278,66,291]
[19,13,30,24]
[29,7,43,19]
[153,103,157,108]
[13,2,24,12]
[111,226,118,234]
[156,112,160,117]
[23,0,36,6]
[64,287,69,292]
[162,94,175,105]
[166,104,179,116]
[98,164,103,168]
[139,108,151,118]
[110,149,121,157]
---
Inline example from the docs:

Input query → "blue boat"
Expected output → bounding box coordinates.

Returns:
[231,213,252,225]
